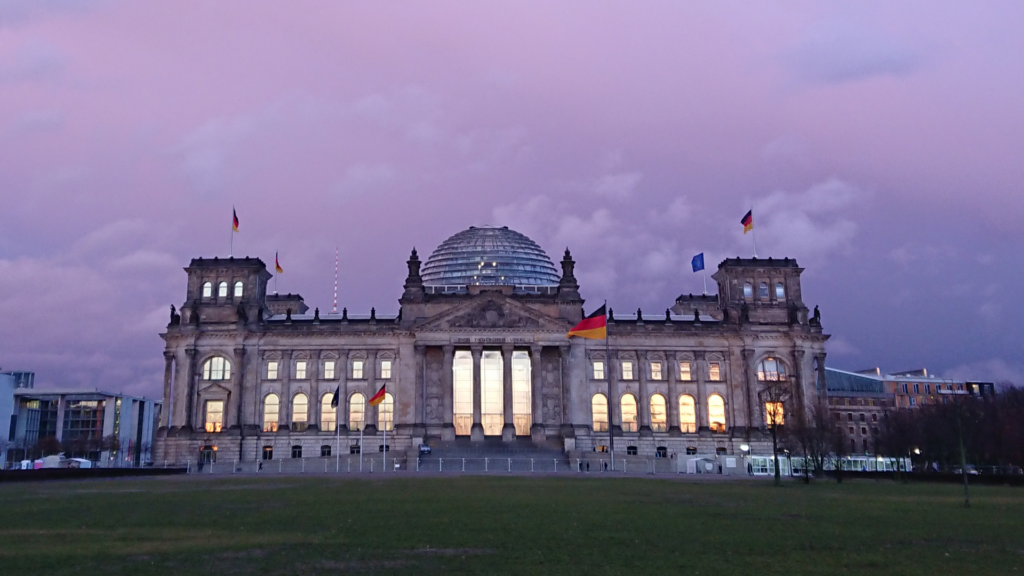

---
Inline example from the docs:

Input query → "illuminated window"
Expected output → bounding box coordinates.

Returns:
[262,394,279,432]
[650,395,667,432]
[591,394,608,432]
[320,394,336,432]
[708,394,726,432]
[512,351,532,435]
[291,394,308,431]
[775,282,785,299]
[202,282,212,298]
[743,282,753,299]
[202,357,231,381]
[622,361,634,380]
[756,358,786,381]
[323,360,335,380]
[380,360,392,380]
[234,281,243,298]
[621,394,638,433]
[650,362,663,381]
[349,393,365,431]
[266,361,279,380]
[679,395,696,433]
[481,351,503,436]
[592,361,605,380]
[764,401,784,426]
[294,361,307,380]
[218,282,228,298]
[378,393,394,431]
[708,362,722,381]
[679,361,692,381]
[453,351,472,436]
[352,360,364,379]
[759,282,769,299]
[204,400,224,433]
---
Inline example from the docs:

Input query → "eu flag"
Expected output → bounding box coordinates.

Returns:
[691,253,704,273]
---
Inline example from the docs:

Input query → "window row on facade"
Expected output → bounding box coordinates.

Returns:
[741,280,786,301]
[588,392,786,434]
[199,356,395,382]
[589,357,787,383]
[201,280,245,299]
[202,391,396,434]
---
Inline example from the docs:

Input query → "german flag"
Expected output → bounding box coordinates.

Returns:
[368,384,387,406]
[232,208,239,232]
[275,252,284,274]
[567,304,607,340]
[741,210,753,234]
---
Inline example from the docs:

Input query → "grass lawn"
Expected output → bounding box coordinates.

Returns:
[0,475,1021,575]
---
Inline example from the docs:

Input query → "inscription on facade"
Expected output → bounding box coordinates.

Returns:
[452,336,534,344]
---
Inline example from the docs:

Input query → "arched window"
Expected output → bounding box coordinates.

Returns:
[262,394,279,432]
[202,357,231,380]
[378,393,394,431]
[621,394,638,433]
[757,358,787,381]
[591,394,608,432]
[320,394,336,432]
[679,395,696,433]
[291,393,308,431]
[708,394,726,433]
[775,282,785,299]
[349,393,365,431]
[217,282,228,298]
[650,394,667,432]
[234,281,244,298]
[743,282,753,299]
[759,282,769,299]
[202,282,212,298]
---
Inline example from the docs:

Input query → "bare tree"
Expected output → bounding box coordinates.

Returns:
[758,378,792,487]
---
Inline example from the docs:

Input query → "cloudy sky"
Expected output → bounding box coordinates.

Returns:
[1,1,1021,397]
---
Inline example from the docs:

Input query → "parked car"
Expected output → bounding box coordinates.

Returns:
[418,444,431,455]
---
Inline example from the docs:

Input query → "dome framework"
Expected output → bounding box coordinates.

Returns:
[421,226,560,287]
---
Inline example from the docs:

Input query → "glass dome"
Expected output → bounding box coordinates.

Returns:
[421,226,560,287]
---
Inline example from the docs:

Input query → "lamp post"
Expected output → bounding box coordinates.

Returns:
[740,444,751,476]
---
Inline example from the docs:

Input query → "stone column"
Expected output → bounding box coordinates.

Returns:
[815,353,828,395]
[530,344,545,442]
[742,348,756,434]
[185,347,197,430]
[162,351,175,428]
[308,352,321,432]
[695,352,707,431]
[442,345,455,440]
[234,346,246,429]
[667,351,679,435]
[470,345,484,441]
[337,350,349,433]
[792,349,806,417]
[609,352,621,434]
[637,351,651,436]
[414,344,426,430]
[559,345,573,437]
[365,350,378,434]
[280,351,292,431]
[501,344,515,441]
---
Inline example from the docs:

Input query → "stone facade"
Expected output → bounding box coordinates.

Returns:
[154,229,829,465]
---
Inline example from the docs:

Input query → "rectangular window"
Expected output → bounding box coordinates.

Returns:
[650,362,663,381]
[267,361,279,380]
[204,400,224,433]
[679,361,692,381]
[380,360,392,380]
[291,445,302,459]
[913,383,920,394]
[352,360,364,379]
[902,383,908,394]
[925,383,931,395]
[323,360,335,380]
[295,361,307,380]
[708,362,722,381]
[262,446,273,460]
[764,401,784,426]
[321,445,331,457]
[592,361,605,380]
[910,397,916,406]
[622,361,634,380]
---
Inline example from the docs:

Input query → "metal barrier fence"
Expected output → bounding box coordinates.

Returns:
[177,456,679,475]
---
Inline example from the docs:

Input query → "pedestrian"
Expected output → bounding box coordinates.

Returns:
[258,460,263,472]
[586,462,590,472]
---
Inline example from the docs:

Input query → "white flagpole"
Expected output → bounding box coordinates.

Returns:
[382,396,386,473]
[702,269,708,295]
[751,206,758,258]
[335,397,340,472]
[359,423,364,472]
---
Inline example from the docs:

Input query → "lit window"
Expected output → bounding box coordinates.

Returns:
[266,361,278,380]
[320,394,336,432]
[218,282,228,298]
[764,401,784,426]
[349,393,365,431]
[202,282,212,298]
[453,351,472,436]
[679,361,692,381]
[480,351,502,436]
[295,361,307,380]
[743,282,753,299]
[708,362,722,381]
[323,360,335,380]
[291,445,302,459]
[622,361,634,380]
[650,362,663,381]
[756,358,786,381]
[378,393,394,431]
[204,400,224,433]
[708,394,726,432]
[775,282,785,299]
[679,395,696,433]
[621,394,638,432]
[292,394,308,431]
[234,281,243,298]
[759,282,769,299]
[512,351,532,436]
[591,394,608,432]
[352,360,364,379]
[592,361,605,380]
[380,360,392,380]
[202,357,231,381]
[650,395,667,432]
[262,394,279,432]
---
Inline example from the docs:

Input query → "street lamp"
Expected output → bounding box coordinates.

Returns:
[740,444,751,475]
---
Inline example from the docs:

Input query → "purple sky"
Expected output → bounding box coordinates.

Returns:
[1,2,1022,398]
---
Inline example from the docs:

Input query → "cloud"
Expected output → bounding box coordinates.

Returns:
[16,109,63,131]
[944,358,1023,387]
[0,0,94,29]
[826,337,861,358]
[782,19,921,85]
[0,39,65,83]
[332,162,396,199]
[592,171,642,199]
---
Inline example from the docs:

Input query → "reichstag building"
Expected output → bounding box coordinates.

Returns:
[154,225,829,465]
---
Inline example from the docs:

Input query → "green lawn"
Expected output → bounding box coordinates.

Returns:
[0,475,1021,575]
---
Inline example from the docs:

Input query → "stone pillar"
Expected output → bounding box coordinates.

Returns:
[337,350,349,433]
[667,351,679,435]
[792,349,806,417]
[530,344,545,442]
[815,353,828,395]
[309,352,321,432]
[185,347,197,430]
[501,344,515,441]
[470,345,484,441]
[609,352,621,435]
[695,352,707,431]
[234,346,246,429]
[559,344,573,438]
[441,345,455,441]
[162,351,175,428]
[365,350,378,434]
[742,348,756,435]
[637,351,652,436]
[280,351,292,431]
[415,344,426,430]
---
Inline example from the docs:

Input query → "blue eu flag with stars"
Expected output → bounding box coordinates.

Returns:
[691,253,704,273]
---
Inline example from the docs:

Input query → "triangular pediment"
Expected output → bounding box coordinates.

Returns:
[413,294,569,332]
[198,381,232,395]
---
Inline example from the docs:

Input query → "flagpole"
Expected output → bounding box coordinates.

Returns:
[336,401,340,472]
[751,205,758,258]
[230,228,233,258]
[382,397,387,473]
[359,424,364,472]
[702,269,708,296]
[605,299,615,472]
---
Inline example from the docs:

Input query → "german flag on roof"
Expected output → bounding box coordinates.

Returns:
[567,304,607,340]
